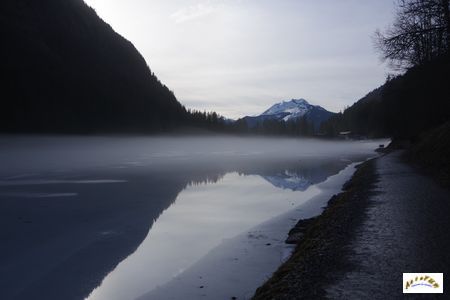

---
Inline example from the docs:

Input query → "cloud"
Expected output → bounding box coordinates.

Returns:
[171,2,217,24]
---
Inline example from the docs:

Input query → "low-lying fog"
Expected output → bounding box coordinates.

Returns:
[0,135,386,176]
[0,135,388,300]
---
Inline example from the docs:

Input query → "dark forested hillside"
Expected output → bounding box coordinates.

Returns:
[321,56,450,139]
[0,0,187,133]
[322,0,450,140]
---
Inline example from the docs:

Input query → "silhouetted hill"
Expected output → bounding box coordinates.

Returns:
[0,0,187,133]
[321,56,450,139]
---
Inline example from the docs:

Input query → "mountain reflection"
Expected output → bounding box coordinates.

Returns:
[1,156,361,300]
[263,161,350,191]
[0,137,380,300]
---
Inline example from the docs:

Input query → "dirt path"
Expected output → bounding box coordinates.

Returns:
[253,152,450,299]
[326,152,450,299]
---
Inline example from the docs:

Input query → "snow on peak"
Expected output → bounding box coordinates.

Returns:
[261,99,314,121]
[290,98,309,105]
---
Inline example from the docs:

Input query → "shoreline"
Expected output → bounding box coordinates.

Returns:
[252,156,379,299]
[136,160,365,300]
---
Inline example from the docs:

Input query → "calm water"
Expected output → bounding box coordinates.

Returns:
[0,136,386,300]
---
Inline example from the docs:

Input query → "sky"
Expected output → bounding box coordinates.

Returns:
[83,0,396,119]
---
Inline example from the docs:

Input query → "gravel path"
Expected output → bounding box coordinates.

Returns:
[326,152,450,299]
[253,151,450,299]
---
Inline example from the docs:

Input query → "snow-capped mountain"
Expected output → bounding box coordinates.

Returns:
[241,99,336,130]
[262,99,316,121]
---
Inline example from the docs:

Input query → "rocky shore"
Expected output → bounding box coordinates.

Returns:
[253,149,450,299]
[253,158,379,299]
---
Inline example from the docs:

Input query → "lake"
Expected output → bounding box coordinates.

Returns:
[0,136,386,300]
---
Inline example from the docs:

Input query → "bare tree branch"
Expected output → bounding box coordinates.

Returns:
[374,0,450,70]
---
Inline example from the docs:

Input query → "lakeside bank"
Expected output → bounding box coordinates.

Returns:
[253,151,450,299]
[253,156,378,299]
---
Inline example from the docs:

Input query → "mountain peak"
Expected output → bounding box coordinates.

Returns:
[241,98,336,132]
[261,98,314,119]
[289,98,309,105]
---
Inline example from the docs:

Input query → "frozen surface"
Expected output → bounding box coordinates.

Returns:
[137,163,360,300]
[0,136,386,300]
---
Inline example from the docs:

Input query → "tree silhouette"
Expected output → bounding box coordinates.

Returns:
[374,0,450,69]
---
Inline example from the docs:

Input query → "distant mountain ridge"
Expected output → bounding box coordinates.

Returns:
[241,99,336,130]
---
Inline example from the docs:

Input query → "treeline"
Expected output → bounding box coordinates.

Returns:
[321,0,450,140]
[321,56,450,139]
[233,117,315,136]
[184,110,317,137]
[183,110,228,132]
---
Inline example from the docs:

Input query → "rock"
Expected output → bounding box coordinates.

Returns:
[285,218,316,244]
[285,232,304,244]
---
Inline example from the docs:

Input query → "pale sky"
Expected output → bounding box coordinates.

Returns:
[84,0,396,118]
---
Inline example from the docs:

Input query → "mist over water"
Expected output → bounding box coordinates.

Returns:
[0,135,384,176]
[0,135,387,300]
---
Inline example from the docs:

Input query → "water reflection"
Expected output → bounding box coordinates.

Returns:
[241,159,351,191]
[86,158,358,300]
[0,137,384,300]
[1,158,347,300]
[0,169,186,300]
[87,172,321,300]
